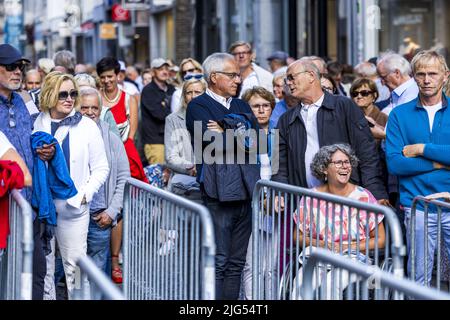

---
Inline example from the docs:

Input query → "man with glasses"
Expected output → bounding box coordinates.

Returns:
[186,52,261,300]
[228,41,273,98]
[376,52,419,116]
[140,58,175,165]
[386,50,450,286]
[272,59,388,204]
[0,43,47,299]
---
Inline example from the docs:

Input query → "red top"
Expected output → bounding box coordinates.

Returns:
[0,161,25,249]
[108,91,149,183]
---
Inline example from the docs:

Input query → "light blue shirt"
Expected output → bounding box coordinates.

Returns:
[383,78,419,116]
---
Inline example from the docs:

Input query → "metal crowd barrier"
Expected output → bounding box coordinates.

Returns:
[251,180,406,300]
[0,190,33,300]
[123,178,215,300]
[73,255,125,300]
[409,196,450,292]
[302,248,450,300]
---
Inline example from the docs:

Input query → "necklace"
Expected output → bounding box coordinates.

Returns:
[102,88,121,104]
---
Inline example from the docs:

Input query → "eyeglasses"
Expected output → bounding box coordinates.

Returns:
[213,71,241,80]
[183,73,204,81]
[8,105,15,128]
[378,70,393,81]
[58,90,79,101]
[251,103,272,110]
[231,50,252,57]
[80,105,100,112]
[0,62,26,73]
[182,68,197,75]
[351,90,374,98]
[330,160,351,168]
[284,71,309,84]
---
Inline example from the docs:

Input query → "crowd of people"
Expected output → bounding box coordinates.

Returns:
[0,39,449,300]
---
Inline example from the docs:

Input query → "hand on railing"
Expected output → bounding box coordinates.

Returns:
[425,192,450,203]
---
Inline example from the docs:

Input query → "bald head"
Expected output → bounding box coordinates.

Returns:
[126,66,139,81]
[25,69,42,91]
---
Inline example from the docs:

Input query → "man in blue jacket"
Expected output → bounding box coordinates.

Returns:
[186,53,260,300]
[386,50,450,285]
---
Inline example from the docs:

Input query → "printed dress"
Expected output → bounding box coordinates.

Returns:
[293,186,384,243]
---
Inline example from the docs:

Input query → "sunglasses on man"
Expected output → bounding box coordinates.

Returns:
[0,62,26,73]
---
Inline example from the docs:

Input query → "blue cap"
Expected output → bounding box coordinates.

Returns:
[0,44,31,65]
[267,51,289,62]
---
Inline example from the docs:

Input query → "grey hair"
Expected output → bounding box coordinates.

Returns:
[74,73,97,88]
[292,59,321,80]
[202,53,236,84]
[78,86,103,110]
[53,50,76,73]
[377,51,412,76]
[300,56,327,74]
[311,144,359,183]
[354,62,377,78]
[38,58,55,74]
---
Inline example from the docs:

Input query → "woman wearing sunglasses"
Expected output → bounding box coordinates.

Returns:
[170,58,203,113]
[32,71,109,299]
[350,78,388,144]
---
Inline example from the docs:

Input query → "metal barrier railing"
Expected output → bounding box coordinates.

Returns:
[0,189,34,300]
[251,180,406,300]
[123,178,215,300]
[302,248,450,300]
[73,255,125,300]
[409,196,450,292]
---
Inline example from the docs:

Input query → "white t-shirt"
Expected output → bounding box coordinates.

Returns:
[423,103,442,132]
[0,131,15,158]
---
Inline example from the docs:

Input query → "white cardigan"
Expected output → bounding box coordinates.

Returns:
[33,110,110,210]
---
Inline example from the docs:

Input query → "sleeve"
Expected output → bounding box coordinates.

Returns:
[164,116,193,174]
[385,111,435,176]
[140,86,171,121]
[105,134,131,221]
[83,123,110,203]
[423,143,450,166]
[0,132,15,158]
[347,102,388,200]
[271,116,289,184]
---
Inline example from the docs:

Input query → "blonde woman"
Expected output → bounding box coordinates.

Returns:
[164,77,207,192]
[33,71,109,299]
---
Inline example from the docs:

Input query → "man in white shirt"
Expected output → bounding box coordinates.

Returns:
[228,41,273,98]
[377,52,419,116]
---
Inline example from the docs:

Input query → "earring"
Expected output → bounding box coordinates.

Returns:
[324,174,328,182]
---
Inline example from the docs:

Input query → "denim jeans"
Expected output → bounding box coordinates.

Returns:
[203,195,252,300]
[405,208,450,285]
[87,214,111,273]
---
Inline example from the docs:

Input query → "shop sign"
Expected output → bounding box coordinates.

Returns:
[112,4,130,22]
[100,23,117,40]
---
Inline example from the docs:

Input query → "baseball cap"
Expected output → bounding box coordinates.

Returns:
[151,58,169,69]
[118,60,126,72]
[0,44,31,65]
[267,51,289,62]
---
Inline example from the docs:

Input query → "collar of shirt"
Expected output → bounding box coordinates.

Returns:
[301,94,325,109]
[393,77,415,98]
[206,88,233,109]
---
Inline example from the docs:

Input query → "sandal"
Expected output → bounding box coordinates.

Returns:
[111,255,123,284]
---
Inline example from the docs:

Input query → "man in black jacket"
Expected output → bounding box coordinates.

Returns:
[186,53,261,300]
[140,58,175,164]
[272,58,389,204]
